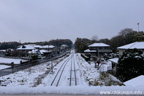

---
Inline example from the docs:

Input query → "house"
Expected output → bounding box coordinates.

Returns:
[39,45,55,50]
[17,44,55,57]
[0,50,6,56]
[84,43,112,59]
[117,41,144,56]
[109,58,119,76]
[17,44,36,51]
[39,45,56,56]
[60,44,68,52]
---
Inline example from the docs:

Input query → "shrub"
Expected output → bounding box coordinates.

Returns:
[117,49,144,81]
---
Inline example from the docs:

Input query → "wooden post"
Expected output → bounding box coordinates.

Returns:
[11,62,14,73]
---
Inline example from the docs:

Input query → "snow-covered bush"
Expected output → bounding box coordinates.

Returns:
[89,72,123,86]
[117,49,144,82]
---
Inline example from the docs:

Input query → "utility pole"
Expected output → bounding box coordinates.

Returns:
[48,45,53,73]
[137,23,139,32]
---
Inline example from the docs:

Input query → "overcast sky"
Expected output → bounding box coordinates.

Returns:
[0,0,144,43]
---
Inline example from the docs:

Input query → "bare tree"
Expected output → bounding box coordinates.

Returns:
[91,35,98,41]
[119,28,133,37]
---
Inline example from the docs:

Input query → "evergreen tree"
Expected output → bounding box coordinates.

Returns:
[117,49,144,81]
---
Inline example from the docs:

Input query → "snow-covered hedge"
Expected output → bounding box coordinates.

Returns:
[117,49,144,81]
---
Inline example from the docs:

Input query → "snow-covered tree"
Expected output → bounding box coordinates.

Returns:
[117,49,144,81]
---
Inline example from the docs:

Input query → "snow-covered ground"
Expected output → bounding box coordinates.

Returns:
[0,57,28,64]
[0,65,10,70]
[0,55,66,87]
[0,51,143,95]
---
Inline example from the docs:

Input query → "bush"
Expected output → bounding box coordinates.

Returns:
[31,55,38,60]
[81,54,90,61]
[117,49,144,81]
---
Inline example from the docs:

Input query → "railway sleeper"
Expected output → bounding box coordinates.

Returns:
[67,78,76,80]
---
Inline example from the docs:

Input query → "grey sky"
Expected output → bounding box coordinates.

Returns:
[0,0,144,43]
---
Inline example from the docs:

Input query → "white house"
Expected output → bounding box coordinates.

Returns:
[84,43,112,57]
[17,44,55,57]
[117,41,144,56]
[109,58,119,76]
[17,44,36,51]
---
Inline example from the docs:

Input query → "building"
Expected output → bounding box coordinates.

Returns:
[17,44,55,57]
[84,43,112,57]
[117,41,144,56]
[109,58,119,76]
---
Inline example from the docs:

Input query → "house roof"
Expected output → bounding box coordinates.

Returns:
[0,50,6,52]
[88,43,110,47]
[17,44,55,50]
[118,42,144,50]
[17,44,36,50]
[84,49,96,53]
[41,45,55,49]
[124,75,144,87]
[39,50,52,54]
[61,44,68,47]
[109,58,119,64]
[28,49,39,54]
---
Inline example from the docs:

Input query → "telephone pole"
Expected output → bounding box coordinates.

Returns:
[137,23,139,32]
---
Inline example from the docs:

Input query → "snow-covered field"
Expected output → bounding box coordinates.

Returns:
[0,65,10,70]
[0,51,143,95]
[0,57,28,64]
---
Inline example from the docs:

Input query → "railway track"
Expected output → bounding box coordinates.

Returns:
[69,54,77,86]
[50,55,72,86]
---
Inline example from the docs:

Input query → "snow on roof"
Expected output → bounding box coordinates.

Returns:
[89,43,110,47]
[84,49,96,53]
[41,45,55,49]
[84,49,90,53]
[61,44,68,47]
[39,50,52,54]
[17,44,55,50]
[34,45,42,48]
[40,50,47,53]
[0,50,6,52]
[17,44,37,50]
[28,49,39,54]
[109,58,119,64]
[124,75,144,87]
[118,42,144,50]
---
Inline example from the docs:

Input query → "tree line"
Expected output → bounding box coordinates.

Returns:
[0,42,21,50]
[0,39,73,50]
[74,28,144,53]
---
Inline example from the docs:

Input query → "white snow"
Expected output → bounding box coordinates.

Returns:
[124,75,144,87]
[0,50,6,52]
[0,57,28,64]
[42,45,55,49]
[0,86,143,94]
[17,44,55,51]
[0,51,143,94]
[17,44,36,50]
[39,50,52,54]
[89,43,110,47]
[84,49,96,53]
[0,65,10,70]
[118,41,144,49]
[109,58,119,64]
